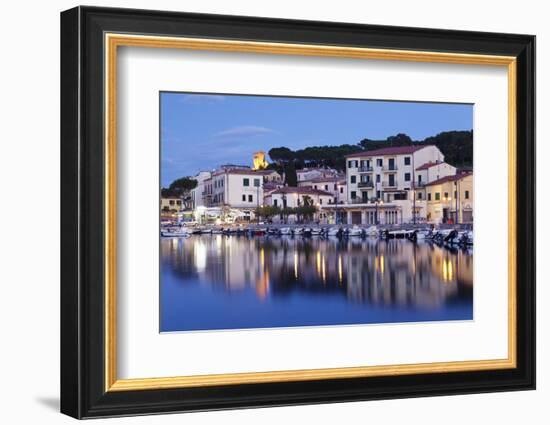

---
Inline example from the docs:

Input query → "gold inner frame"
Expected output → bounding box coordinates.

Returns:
[104,33,517,392]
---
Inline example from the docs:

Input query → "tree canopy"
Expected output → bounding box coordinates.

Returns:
[162,176,198,197]
[267,130,473,173]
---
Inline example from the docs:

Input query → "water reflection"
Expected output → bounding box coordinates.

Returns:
[160,236,473,332]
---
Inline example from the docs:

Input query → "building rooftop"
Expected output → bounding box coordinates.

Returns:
[424,172,472,187]
[272,186,334,196]
[302,176,345,184]
[416,160,444,171]
[212,167,280,176]
[345,145,431,158]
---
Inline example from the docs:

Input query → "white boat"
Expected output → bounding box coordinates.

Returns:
[161,228,191,237]
[293,227,304,236]
[280,227,292,235]
[199,228,212,234]
[347,225,363,237]
[364,225,379,237]
[327,227,342,237]
[310,227,323,236]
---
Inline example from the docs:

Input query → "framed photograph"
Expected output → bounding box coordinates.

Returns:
[60,6,535,419]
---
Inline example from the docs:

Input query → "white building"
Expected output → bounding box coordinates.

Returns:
[190,171,212,209]
[296,167,339,183]
[268,186,334,209]
[320,145,457,225]
[297,175,346,201]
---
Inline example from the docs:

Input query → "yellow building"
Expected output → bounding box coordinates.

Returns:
[425,172,473,224]
[160,196,183,213]
[252,151,269,170]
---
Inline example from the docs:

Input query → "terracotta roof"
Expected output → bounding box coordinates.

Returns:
[272,187,334,196]
[345,145,431,158]
[424,172,472,187]
[212,168,280,176]
[416,161,444,171]
[301,176,344,183]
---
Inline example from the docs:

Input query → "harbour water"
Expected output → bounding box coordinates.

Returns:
[160,236,473,332]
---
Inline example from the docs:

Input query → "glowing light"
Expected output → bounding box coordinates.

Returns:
[260,248,265,268]
[294,252,298,279]
[442,258,454,282]
[380,255,385,275]
[321,255,326,283]
[316,251,322,275]
[338,255,343,284]
[194,240,207,272]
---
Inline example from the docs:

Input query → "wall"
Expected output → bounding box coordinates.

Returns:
[0,1,545,424]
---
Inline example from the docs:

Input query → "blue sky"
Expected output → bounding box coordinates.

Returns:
[160,92,473,187]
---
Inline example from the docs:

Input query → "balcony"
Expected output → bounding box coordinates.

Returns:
[358,166,374,172]
[357,181,374,188]
[382,165,398,172]
[413,182,426,188]
[382,181,397,188]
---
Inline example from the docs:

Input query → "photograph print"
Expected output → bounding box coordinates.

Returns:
[160,92,474,333]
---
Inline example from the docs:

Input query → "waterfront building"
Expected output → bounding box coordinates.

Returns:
[266,186,334,223]
[160,196,183,212]
[319,145,461,225]
[424,172,473,224]
[298,175,346,200]
[190,170,212,210]
[296,167,339,183]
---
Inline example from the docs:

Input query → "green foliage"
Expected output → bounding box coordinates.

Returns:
[162,177,198,198]
[294,205,317,222]
[265,130,472,174]
[284,161,298,187]
[254,205,281,220]
[169,177,198,192]
[418,130,473,168]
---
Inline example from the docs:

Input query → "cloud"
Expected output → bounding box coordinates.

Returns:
[214,125,275,139]
[179,94,226,104]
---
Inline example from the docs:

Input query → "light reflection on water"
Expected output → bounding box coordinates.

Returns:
[160,236,473,332]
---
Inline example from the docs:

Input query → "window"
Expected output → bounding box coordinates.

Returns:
[254,178,260,187]
[314,185,317,189]
[394,193,407,200]
[334,184,337,190]
[404,156,411,165]
[417,192,422,200]
[243,178,249,187]
[435,192,440,201]
[340,187,343,194]
[325,185,329,191]
[404,172,411,181]
[242,194,246,202]
[444,192,449,200]
[274,199,278,207]
[320,199,323,205]
[376,190,381,199]
[428,193,432,201]
[350,191,357,199]
[248,194,253,202]
[376,158,383,167]
[376,174,381,183]
[348,160,358,168]
[169,200,175,205]
[454,190,457,199]
[465,190,470,199]
[350,175,356,184]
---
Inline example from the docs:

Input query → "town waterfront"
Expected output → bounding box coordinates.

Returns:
[160,235,473,332]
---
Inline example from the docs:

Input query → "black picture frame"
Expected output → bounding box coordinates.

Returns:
[61,5,535,419]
